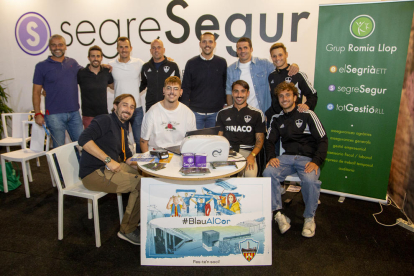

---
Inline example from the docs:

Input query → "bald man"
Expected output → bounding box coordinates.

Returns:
[140,39,181,112]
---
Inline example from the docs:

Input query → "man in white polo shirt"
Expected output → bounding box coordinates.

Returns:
[110,37,144,152]
[140,76,196,152]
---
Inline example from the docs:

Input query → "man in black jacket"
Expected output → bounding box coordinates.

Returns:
[140,39,181,112]
[266,43,318,119]
[79,94,141,245]
[263,82,328,238]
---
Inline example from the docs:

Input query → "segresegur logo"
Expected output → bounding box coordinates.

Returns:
[15,12,51,56]
[350,15,375,39]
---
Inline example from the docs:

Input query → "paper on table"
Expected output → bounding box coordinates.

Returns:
[131,153,159,163]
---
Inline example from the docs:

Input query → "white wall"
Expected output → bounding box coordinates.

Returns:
[0,0,370,112]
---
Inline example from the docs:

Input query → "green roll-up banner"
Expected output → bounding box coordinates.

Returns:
[314,1,414,201]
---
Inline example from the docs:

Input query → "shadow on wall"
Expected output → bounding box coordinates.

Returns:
[388,16,414,222]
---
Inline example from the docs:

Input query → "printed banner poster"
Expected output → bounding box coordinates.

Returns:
[140,178,272,266]
[314,1,414,201]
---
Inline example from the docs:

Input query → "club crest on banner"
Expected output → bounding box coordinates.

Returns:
[164,66,170,73]
[295,119,303,128]
[244,115,252,123]
[239,239,258,262]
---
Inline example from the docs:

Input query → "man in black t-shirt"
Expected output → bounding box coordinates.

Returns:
[77,45,114,128]
[216,80,266,177]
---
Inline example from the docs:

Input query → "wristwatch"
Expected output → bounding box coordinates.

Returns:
[104,156,111,164]
[251,152,256,157]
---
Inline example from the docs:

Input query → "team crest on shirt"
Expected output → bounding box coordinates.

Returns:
[162,121,179,131]
[295,119,303,128]
[285,77,292,83]
[164,66,170,73]
[244,115,252,123]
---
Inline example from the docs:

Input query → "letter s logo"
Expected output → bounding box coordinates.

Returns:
[15,12,51,55]
[26,21,40,47]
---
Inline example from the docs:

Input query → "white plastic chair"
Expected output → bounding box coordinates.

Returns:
[1,121,51,197]
[0,113,32,152]
[45,142,124,248]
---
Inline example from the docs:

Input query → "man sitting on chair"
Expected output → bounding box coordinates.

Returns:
[263,82,328,238]
[78,94,141,245]
[140,76,196,152]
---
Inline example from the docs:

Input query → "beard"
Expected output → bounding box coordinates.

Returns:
[90,61,101,68]
[52,49,65,58]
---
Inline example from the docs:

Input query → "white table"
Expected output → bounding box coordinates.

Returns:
[136,153,246,181]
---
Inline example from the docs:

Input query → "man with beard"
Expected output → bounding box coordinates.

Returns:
[216,80,266,177]
[33,34,84,148]
[226,37,299,116]
[79,94,142,245]
[77,45,114,128]
[140,76,196,152]
[181,32,227,129]
[140,39,181,112]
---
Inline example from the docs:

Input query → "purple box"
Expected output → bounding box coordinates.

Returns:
[182,153,195,168]
[195,154,207,167]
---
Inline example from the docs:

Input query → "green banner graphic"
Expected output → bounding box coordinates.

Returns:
[314,1,414,200]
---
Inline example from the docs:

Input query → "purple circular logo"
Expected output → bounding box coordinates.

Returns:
[328,85,336,92]
[15,12,51,56]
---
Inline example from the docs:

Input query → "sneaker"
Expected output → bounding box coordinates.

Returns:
[117,228,141,245]
[302,217,316,238]
[274,211,291,234]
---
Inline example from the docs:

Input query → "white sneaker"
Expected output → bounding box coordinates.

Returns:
[302,217,316,238]
[274,211,291,234]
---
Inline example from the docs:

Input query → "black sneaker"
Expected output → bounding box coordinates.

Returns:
[117,228,140,245]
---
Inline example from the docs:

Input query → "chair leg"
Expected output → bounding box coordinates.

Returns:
[117,193,124,224]
[26,161,33,182]
[58,193,64,240]
[36,157,40,167]
[1,156,8,193]
[88,199,93,219]
[48,165,56,187]
[92,199,101,247]
[21,161,30,198]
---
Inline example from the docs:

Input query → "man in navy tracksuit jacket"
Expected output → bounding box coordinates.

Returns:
[140,39,181,112]
[263,81,327,238]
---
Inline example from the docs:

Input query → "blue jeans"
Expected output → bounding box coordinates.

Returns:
[193,112,217,129]
[44,111,83,148]
[130,107,143,153]
[263,155,321,218]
